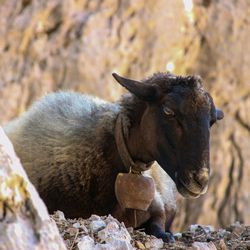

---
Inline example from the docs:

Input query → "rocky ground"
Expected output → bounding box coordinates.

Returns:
[51,211,250,250]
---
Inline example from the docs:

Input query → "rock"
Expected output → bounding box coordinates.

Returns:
[135,241,146,249]
[179,0,250,229]
[218,239,228,250]
[192,241,217,250]
[66,227,78,236]
[189,225,200,233]
[89,214,101,221]
[106,214,122,225]
[189,224,215,234]
[0,127,66,250]
[97,221,133,249]
[54,210,66,221]
[174,232,183,239]
[144,237,164,249]
[77,236,95,250]
[127,227,134,234]
[73,222,81,229]
[89,219,106,233]
[95,239,133,250]
[217,229,228,238]
[230,221,245,235]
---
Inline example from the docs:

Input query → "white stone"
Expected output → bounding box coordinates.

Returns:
[98,221,131,242]
[73,222,81,228]
[97,221,133,249]
[106,214,121,224]
[94,240,134,250]
[189,224,215,234]
[189,224,200,233]
[54,210,66,221]
[144,238,164,249]
[79,223,89,233]
[203,225,215,233]
[89,220,106,233]
[77,236,95,250]
[192,241,217,250]
[217,229,228,238]
[89,214,101,221]
[174,232,182,239]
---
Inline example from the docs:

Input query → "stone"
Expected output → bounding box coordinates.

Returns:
[0,127,66,250]
[217,229,230,238]
[89,214,101,221]
[135,241,146,249]
[192,242,217,250]
[77,236,95,250]
[73,222,81,229]
[189,224,215,234]
[54,210,66,221]
[189,224,200,233]
[97,221,133,249]
[174,232,183,239]
[218,239,228,250]
[230,221,245,235]
[89,219,106,233]
[144,238,164,249]
[66,227,78,236]
[95,239,133,250]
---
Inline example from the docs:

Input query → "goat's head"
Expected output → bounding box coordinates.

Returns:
[113,72,224,198]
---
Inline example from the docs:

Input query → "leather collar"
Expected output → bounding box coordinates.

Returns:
[115,113,154,173]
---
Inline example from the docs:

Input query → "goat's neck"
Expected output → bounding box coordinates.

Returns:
[115,113,154,173]
[115,95,155,172]
[127,122,155,165]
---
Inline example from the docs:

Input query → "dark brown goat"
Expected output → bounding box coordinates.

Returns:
[4,72,224,242]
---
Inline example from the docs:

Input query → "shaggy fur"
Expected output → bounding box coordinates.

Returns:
[4,72,223,242]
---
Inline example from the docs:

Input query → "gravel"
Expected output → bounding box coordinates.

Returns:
[51,211,250,250]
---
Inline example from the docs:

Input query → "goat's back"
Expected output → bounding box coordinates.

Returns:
[4,92,120,216]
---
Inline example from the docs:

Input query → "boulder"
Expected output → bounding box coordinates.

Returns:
[0,127,66,250]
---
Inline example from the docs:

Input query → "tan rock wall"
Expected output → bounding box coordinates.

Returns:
[177,0,250,229]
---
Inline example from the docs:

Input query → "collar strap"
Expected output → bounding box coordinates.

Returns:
[115,113,154,173]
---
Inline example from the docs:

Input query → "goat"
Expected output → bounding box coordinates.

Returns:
[4,72,224,242]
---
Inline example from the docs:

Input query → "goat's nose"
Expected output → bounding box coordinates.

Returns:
[194,168,210,189]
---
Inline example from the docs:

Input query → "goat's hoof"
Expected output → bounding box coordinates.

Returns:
[166,232,175,243]
[158,232,175,243]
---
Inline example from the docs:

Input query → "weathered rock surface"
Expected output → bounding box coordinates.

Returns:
[0,127,66,250]
[0,0,249,230]
[176,0,250,229]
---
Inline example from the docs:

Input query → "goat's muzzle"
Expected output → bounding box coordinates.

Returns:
[175,168,209,199]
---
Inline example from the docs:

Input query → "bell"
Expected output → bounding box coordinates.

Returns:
[115,172,155,211]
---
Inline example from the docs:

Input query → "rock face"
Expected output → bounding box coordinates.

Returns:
[0,0,249,230]
[176,0,250,229]
[0,127,66,250]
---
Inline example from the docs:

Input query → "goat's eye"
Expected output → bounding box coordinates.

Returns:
[163,107,175,116]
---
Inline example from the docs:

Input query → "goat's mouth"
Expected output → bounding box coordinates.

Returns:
[176,178,203,199]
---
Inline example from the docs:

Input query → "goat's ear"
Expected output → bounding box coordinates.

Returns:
[112,73,159,101]
[216,108,224,120]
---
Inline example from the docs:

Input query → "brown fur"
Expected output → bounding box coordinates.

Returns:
[3,73,223,242]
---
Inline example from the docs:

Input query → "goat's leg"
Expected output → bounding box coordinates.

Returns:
[141,203,176,242]
[165,210,176,242]
[144,214,174,242]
